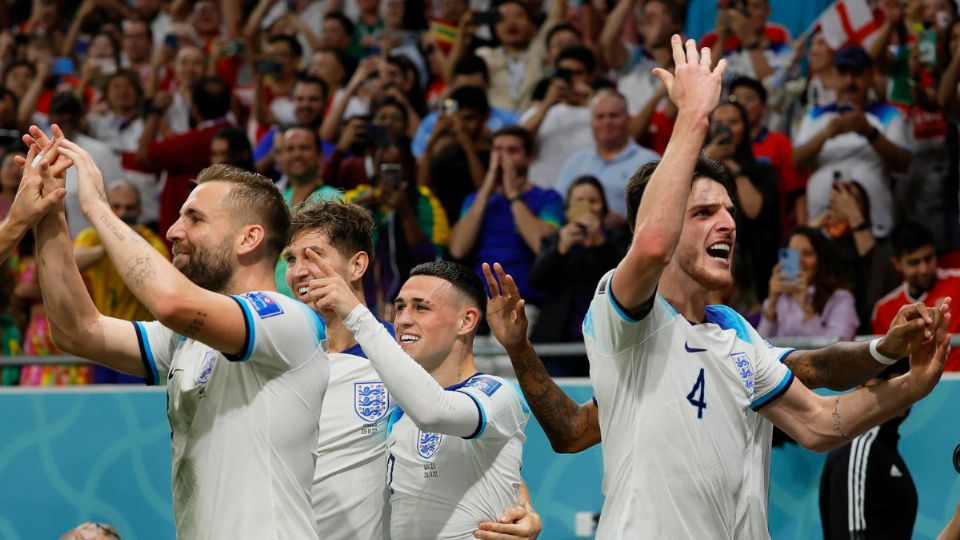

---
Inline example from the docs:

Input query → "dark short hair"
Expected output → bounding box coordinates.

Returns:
[213,126,255,171]
[3,60,36,82]
[282,125,323,152]
[546,23,582,47]
[49,91,84,115]
[289,199,375,259]
[492,125,534,156]
[105,69,144,100]
[449,85,490,116]
[625,157,737,232]
[497,0,535,23]
[410,261,487,319]
[192,77,231,120]
[372,96,409,127]
[269,34,303,59]
[890,221,936,258]
[565,175,609,217]
[453,54,489,82]
[296,75,330,103]
[729,76,767,104]
[324,12,356,37]
[834,44,873,72]
[195,164,290,262]
[556,44,595,73]
[647,0,686,28]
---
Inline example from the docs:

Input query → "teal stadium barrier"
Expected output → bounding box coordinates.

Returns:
[1,378,958,539]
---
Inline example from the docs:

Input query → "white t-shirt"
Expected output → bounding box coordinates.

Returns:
[313,336,396,539]
[521,103,593,189]
[794,102,912,238]
[584,270,794,539]
[616,48,663,116]
[134,291,329,539]
[386,373,530,540]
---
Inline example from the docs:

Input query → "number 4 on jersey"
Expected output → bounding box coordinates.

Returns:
[686,368,706,419]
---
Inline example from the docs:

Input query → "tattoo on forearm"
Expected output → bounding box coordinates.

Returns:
[184,311,207,337]
[124,254,157,289]
[514,348,586,441]
[99,214,127,242]
[831,398,850,440]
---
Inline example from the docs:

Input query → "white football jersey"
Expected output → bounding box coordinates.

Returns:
[584,270,794,539]
[385,374,530,540]
[313,328,396,540]
[135,291,329,539]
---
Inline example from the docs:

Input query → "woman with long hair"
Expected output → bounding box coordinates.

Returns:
[758,226,859,340]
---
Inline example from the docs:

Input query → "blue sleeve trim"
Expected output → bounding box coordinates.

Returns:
[133,321,159,386]
[224,296,255,362]
[387,407,405,436]
[457,390,487,440]
[606,275,650,323]
[776,348,796,363]
[750,370,795,411]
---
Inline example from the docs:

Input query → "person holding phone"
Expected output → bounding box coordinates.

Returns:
[758,227,859,341]
[343,140,450,318]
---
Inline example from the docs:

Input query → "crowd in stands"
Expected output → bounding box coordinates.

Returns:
[1,0,960,384]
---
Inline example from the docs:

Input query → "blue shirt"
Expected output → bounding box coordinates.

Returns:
[411,107,520,157]
[554,140,660,217]
[459,186,563,304]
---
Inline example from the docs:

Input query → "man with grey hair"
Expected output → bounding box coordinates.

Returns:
[553,89,659,218]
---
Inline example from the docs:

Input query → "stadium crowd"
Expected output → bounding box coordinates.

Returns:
[1,0,960,386]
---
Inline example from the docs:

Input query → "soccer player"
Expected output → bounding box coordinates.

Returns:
[484,36,950,539]
[306,257,531,540]
[29,130,329,538]
[284,199,395,539]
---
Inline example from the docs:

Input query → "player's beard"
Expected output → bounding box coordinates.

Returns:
[675,240,732,292]
[176,238,235,293]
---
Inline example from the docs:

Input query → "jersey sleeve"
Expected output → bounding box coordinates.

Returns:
[581,269,675,356]
[132,320,177,386]
[746,323,795,411]
[225,291,326,371]
[455,376,529,440]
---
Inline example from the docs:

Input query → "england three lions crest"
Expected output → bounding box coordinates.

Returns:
[354,381,389,422]
[729,351,755,398]
[417,430,442,459]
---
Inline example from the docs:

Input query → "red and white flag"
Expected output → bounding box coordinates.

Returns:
[817,0,881,49]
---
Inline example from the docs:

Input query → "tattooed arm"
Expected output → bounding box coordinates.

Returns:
[56,137,248,356]
[760,300,951,452]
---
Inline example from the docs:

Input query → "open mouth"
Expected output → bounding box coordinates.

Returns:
[297,286,309,298]
[706,242,732,262]
[398,334,420,345]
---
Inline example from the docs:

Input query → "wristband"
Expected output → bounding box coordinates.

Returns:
[865,126,880,142]
[869,338,899,366]
[508,195,525,205]
[850,221,869,232]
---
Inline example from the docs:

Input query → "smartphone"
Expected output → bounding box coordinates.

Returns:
[918,30,937,65]
[567,199,592,225]
[380,163,403,189]
[472,11,503,25]
[163,33,180,49]
[286,0,297,11]
[778,248,800,283]
[222,39,245,57]
[711,123,732,145]
[554,67,574,83]
[254,59,284,76]
[366,123,389,147]
[441,97,458,116]
[52,57,75,76]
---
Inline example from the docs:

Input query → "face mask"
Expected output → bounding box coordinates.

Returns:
[120,214,139,225]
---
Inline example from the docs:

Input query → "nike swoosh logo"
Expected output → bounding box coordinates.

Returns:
[684,342,707,353]
[168,368,184,381]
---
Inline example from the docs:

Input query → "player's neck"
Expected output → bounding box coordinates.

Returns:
[221,265,278,295]
[660,266,709,323]
[435,340,478,388]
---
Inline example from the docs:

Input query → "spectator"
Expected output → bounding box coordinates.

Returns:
[211,127,256,171]
[278,126,341,206]
[449,126,562,309]
[156,44,206,136]
[872,221,960,371]
[554,89,659,220]
[252,35,305,133]
[411,54,518,158]
[810,180,900,334]
[73,180,168,384]
[528,176,629,375]
[353,0,385,59]
[344,140,449,317]
[253,75,329,175]
[2,61,33,103]
[87,70,145,153]
[121,18,155,82]
[544,23,582,70]
[794,45,911,240]
[419,85,492,224]
[308,47,355,109]
[323,96,409,190]
[704,99,780,299]
[730,75,803,233]
[320,12,357,56]
[703,0,793,81]
[473,0,565,112]
[48,92,123,238]
[758,226,859,341]
[127,76,232,239]
[521,44,598,190]
[0,151,22,220]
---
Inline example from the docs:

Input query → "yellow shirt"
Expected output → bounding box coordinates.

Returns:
[74,225,169,321]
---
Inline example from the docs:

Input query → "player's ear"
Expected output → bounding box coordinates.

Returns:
[350,251,369,282]
[458,304,481,336]
[236,224,265,257]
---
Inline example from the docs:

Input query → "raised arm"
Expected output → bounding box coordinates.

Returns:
[55,135,249,356]
[449,153,499,259]
[597,0,639,70]
[0,153,65,264]
[612,36,726,311]
[762,299,950,452]
[307,252,481,437]
[483,263,601,453]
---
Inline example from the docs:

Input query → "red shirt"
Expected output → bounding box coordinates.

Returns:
[753,129,802,234]
[700,23,791,52]
[871,269,960,371]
